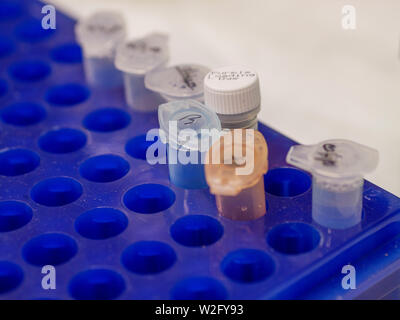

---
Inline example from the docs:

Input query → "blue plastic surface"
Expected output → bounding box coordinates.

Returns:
[0,0,399,300]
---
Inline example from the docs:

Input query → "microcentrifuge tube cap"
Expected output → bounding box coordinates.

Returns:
[204,66,261,115]
[205,130,268,196]
[286,139,379,183]
[145,64,210,101]
[75,11,126,58]
[115,33,169,75]
[158,99,221,151]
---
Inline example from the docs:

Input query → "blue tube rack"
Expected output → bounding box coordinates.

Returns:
[0,0,399,300]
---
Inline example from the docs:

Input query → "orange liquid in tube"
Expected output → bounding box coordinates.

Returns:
[205,129,268,221]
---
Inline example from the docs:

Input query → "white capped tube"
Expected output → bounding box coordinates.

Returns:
[204,66,261,129]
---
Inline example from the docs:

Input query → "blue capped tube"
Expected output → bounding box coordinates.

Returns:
[158,99,221,189]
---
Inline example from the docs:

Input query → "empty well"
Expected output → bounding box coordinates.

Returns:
[171,277,228,300]
[1,102,46,126]
[15,18,55,43]
[83,108,130,132]
[79,154,130,183]
[75,208,128,240]
[125,134,157,160]
[170,215,223,247]
[267,223,321,255]
[22,233,78,266]
[9,60,51,82]
[30,177,83,207]
[69,269,125,300]
[50,43,82,64]
[46,83,90,107]
[123,184,175,214]
[0,35,15,58]
[264,167,311,197]
[0,201,32,232]
[38,128,87,154]
[221,249,275,283]
[0,148,40,176]
[0,261,23,294]
[121,241,177,275]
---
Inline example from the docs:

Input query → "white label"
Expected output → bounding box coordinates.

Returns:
[207,70,256,81]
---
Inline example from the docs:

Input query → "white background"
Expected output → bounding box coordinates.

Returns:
[48,0,400,196]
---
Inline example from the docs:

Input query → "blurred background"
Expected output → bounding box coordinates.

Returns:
[48,0,400,196]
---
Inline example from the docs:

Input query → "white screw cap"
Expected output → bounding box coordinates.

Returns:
[204,66,261,115]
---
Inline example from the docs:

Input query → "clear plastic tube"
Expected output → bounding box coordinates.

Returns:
[75,11,126,88]
[115,33,169,112]
[286,139,379,229]
[204,66,261,130]
[158,99,221,189]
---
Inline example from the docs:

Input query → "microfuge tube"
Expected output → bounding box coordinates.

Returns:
[286,139,379,229]
[75,11,126,88]
[158,99,221,189]
[145,64,210,102]
[205,130,268,220]
[115,33,169,112]
[204,66,261,129]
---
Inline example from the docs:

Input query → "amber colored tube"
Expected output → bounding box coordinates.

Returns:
[205,129,268,221]
[215,178,266,220]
